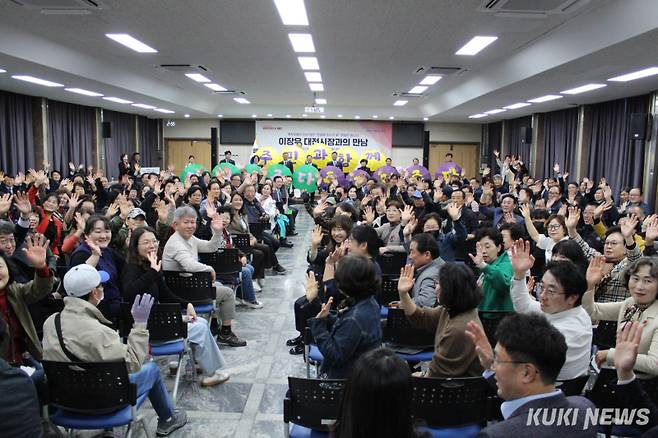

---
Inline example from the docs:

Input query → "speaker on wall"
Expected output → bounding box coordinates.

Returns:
[520,126,532,144]
[102,121,111,139]
[210,127,218,165]
[630,113,647,140]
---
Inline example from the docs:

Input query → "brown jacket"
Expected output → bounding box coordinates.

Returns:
[1,271,54,361]
[407,306,483,378]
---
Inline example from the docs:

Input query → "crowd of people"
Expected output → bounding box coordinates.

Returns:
[1,149,658,436]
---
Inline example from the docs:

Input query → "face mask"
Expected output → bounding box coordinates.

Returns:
[95,288,104,306]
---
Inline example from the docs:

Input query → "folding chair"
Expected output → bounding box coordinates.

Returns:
[163,271,215,317]
[303,327,325,378]
[249,222,267,242]
[593,320,618,349]
[283,377,345,437]
[376,252,408,276]
[555,375,589,396]
[119,303,192,405]
[477,310,514,347]
[378,276,400,316]
[231,233,252,254]
[411,376,490,437]
[383,308,434,363]
[43,360,151,438]
[199,248,242,293]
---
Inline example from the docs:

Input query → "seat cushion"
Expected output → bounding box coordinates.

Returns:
[50,406,133,430]
[151,340,185,356]
[289,424,330,438]
[417,424,481,438]
[308,345,324,362]
[380,306,389,318]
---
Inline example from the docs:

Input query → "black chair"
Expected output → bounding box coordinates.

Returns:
[162,271,215,315]
[230,233,252,253]
[478,311,514,347]
[411,376,490,431]
[556,375,589,396]
[199,248,242,288]
[379,275,399,306]
[376,252,408,276]
[42,360,150,437]
[249,222,267,241]
[593,321,618,349]
[383,307,434,348]
[283,376,345,437]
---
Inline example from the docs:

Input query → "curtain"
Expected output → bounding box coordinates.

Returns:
[541,108,579,179]
[102,110,136,180]
[0,90,35,175]
[48,99,95,174]
[586,94,650,195]
[484,122,502,172]
[505,116,532,160]
[138,116,162,168]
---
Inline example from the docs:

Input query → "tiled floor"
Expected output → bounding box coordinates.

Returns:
[72,210,313,438]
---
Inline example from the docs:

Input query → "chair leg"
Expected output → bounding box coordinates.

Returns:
[283,421,290,437]
[172,353,185,405]
[305,343,311,379]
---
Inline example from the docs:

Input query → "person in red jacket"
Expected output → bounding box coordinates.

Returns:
[27,179,63,257]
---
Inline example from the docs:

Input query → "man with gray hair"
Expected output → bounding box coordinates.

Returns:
[162,206,246,347]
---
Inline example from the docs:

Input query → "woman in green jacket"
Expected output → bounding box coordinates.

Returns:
[469,228,514,313]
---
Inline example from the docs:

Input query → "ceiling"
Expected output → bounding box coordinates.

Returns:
[0,0,657,122]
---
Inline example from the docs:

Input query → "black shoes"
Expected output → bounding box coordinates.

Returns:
[280,239,294,248]
[289,344,304,355]
[217,331,247,347]
[286,335,303,346]
[274,264,287,274]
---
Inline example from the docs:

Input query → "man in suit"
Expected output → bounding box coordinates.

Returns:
[219,150,236,165]
[466,313,596,437]
[327,151,343,170]
[304,155,319,170]
[279,152,294,173]
[357,159,372,175]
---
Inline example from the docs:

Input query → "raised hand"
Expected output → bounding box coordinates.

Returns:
[645,215,658,242]
[74,212,86,230]
[493,150,499,158]
[468,242,486,268]
[465,321,494,370]
[397,264,416,295]
[147,251,161,271]
[22,234,49,268]
[553,163,560,173]
[310,225,323,247]
[510,239,535,279]
[210,213,224,233]
[14,172,25,186]
[68,192,80,210]
[205,202,217,219]
[401,204,414,224]
[519,204,531,220]
[315,297,333,319]
[155,200,169,224]
[85,236,102,257]
[621,214,639,239]
[565,206,580,230]
[586,256,607,290]
[312,202,329,217]
[364,206,375,224]
[304,271,319,301]
[0,193,12,217]
[446,202,462,221]
[593,201,612,219]
[403,216,418,238]
[614,321,643,381]
[131,293,155,326]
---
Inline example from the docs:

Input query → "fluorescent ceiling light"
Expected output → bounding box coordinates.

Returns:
[273,0,309,25]
[354,115,360,119]
[469,114,488,119]
[503,102,531,110]
[132,103,156,109]
[12,75,63,87]
[315,98,327,105]
[0,68,6,73]
[393,100,408,106]
[560,83,607,94]
[302,114,308,117]
[423,117,429,121]
[204,83,227,91]
[372,115,378,119]
[298,56,319,70]
[389,116,395,120]
[154,108,175,113]
[102,96,133,104]
[184,114,190,118]
[65,88,103,97]
[286,114,291,118]
[408,86,428,94]
[527,94,562,103]
[304,72,322,82]
[251,114,258,118]
[485,108,506,114]
[419,75,441,85]
[105,33,157,53]
[288,33,315,53]
[320,115,326,119]
[337,114,343,118]
[185,73,211,83]
[267,113,273,117]
[217,114,223,118]
[455,36,498,56]
[608,67,658,82]
[234,97,250,104]
[309,83,324,91]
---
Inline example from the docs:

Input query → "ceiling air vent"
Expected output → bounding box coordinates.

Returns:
[478,0,590,15]
[157,64,209,73]
[414,66,463,76]
[10,0,107,13]
[212,90,246,95]
[392,92,425,99]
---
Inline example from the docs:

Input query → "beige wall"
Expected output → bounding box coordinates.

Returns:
[426,122,481,143]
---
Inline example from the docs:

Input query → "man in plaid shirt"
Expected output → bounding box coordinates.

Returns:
[566,208,641,303]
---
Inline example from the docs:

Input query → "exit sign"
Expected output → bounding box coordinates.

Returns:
[304,106,325,113]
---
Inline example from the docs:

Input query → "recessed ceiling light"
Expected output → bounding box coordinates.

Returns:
[527,95,563,103]
[372,115,379,119]
[205,83,227,91]
[185,73,211,83]
[184,114,190,118]
[0,68,6,73]
[485,109,506,114]
[302,114,308,117]
[423,117,429,121]
[102,96,133,104]
[560,83,607,94]
[12,75,63,87]
[315,98,327,105]
[105,33,157,53]
[217,114,224,118]
[298,56,319,70]
[354,115,360,119]
[337,114,343,118]
[608,67,658,82]
[393,100,408,106]
[251,114,258,118]
[469,113,488,119]
[234,97,251,104]
[154,108,175,113]
[65,88,103,97]
[132,103,156,109]
[288,33,315,53]
[408,86,428,94]
[503,102,531,110]
[389,116,395,120]
[286,114,291,118]
[455,36,498,55]
[419,75,441,85]
[309,83,324,91]
[267,113,273,117]
[273,0,309,25]
[304,72,322,82]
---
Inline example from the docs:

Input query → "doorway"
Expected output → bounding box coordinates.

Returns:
[428,143,479,178]
[166,139,212,175]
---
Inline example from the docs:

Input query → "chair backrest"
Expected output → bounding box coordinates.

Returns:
[478,311,514,347]
[379,276,399,306]
[199,248,241,277]
[585,368,620,409]
[555,375,589,397]
[284,377,345,431]
[118,303,188,342]
[593,320,618,349]
[411,376,490,428]
[162,271,215,304]
[376,252,408,276]
[383,308,434,348]
[42,360,136,415]
[230,234,251,252]
[640,377,658,406]
[249,222,266,240]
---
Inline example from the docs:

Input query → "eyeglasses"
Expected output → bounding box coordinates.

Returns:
[0,237,16,246]
[492,354,527,366]
[547,224,562,231]
[604,240,622,247]
[540,285,565,297]
[139,239,159,246]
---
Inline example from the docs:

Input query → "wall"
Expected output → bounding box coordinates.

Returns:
[392,147,423,166]
[426,122,481,143]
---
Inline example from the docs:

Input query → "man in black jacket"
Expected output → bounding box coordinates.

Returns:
[279,152,294,173]
[219,150,236,165]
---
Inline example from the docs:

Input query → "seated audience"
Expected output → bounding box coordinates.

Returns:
[404,233,444,308]
[521,206,569,262]
[470,228,514,314]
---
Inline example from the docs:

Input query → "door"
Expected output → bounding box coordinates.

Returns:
[166,140,212,175]
[428,143,479,179]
